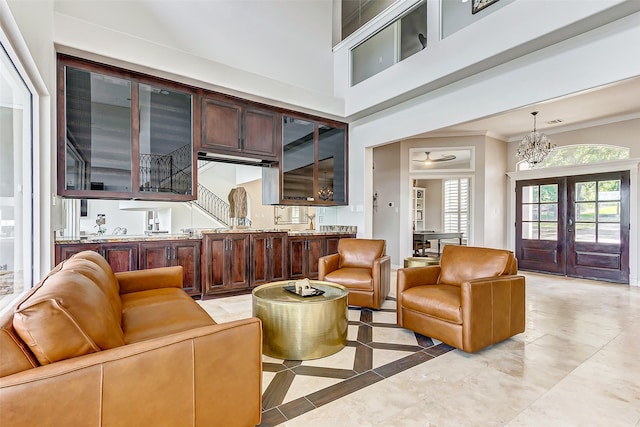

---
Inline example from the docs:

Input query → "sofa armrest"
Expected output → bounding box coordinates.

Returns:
[0,317,263,427]
[461,275,526,352]
[318,253,340,280]
[116,266,183,294]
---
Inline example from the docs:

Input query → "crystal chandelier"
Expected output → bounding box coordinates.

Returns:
[317,173,334,201]
[516,111,556,166]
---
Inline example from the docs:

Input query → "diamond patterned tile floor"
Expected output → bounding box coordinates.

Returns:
[257,297,454,427]
[198,291,455,427]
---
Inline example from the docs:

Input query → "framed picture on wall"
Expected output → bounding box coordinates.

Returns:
[472,0,499,14]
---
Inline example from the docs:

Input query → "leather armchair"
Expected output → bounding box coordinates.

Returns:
[318,238,391,309]
[397,245,525,353]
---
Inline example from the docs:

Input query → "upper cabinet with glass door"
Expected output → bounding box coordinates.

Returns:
[263,114,347,206]
[57,55,196,200]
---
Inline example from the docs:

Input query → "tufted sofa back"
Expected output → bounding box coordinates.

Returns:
[1,251,125,377]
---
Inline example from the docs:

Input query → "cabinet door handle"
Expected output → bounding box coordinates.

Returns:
[166,247,171,260]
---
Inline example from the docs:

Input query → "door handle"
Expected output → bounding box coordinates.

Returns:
[568,218,574,232]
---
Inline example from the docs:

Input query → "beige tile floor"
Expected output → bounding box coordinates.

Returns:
[199,271,640,427]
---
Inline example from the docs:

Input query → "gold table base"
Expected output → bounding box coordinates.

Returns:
[252,280,348,360]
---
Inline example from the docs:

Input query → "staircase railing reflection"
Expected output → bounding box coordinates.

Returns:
[139,144,192,194]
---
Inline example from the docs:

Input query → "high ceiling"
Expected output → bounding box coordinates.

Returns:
[423,76,640,141]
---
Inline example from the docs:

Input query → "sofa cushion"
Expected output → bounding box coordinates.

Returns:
[324,268,373,290]
[438,245,512,286]
[13,270,125,365]
[61,257,122,327]
[338,239,385,269]
[70,250,120,293]
[121,288,215,344]
[0,316,39,378]
[402,284,462,324]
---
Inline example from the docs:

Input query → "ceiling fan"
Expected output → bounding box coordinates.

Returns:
[413,151,457,164]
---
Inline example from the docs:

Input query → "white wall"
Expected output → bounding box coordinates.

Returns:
[483,136,507,249]
[51,0,344,118]
[372,143,401,265]
[335,0,639,117]
[417,179,442,232]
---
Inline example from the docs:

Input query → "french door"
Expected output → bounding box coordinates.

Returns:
[516,171,630,283]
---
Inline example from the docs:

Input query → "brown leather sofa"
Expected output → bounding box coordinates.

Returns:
[0,251,262,427]
[397,245,525,353]
[318,238,390,309]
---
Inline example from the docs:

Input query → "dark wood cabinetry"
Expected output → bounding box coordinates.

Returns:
[55,243,101,263]
[139,240,201,296]
[200,94,278,160]
[263,114,348,206]
[288,235,325,280]
[56,239,201,295]
[101,243,139,272]
[55,242,137,272]
[288,233,355,280]
[250,232,287,287]
[201,233,251,296]
[325,235,342,255]
[57,54,196,201]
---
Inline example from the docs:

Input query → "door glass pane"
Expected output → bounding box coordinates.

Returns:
[522,204,538,221]
[575,223,596,242]
[282,116,314,201]
[540,204,557,221]
[522,185,538,203]
[521,222,538,240]
[598,202,620,222]
[598,223,620,244]
[576,202,595,222]
[318,124,345,204]
[138,84,192,195]
[540,184,558,203]
[65,67,132,192]
[540,222,558,241]
[598,180,620,201]
[576,181,596,202]
[0,43,33,308]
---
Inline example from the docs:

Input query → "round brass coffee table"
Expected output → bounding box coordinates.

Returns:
[252,280,348,360]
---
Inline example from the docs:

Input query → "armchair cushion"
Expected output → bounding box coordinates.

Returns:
[324,267,373,290]
[402,285,462,324]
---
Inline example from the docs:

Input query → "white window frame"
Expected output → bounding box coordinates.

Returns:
[442,177,469,240]
[0,3,48,312]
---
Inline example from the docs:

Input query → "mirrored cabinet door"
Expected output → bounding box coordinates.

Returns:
[63,66,132,194]
[138,84,193,195]
[318,124,346,204]
[282,116,315,202]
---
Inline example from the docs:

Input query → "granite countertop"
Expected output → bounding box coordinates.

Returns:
[56,228,356,244]
[55,234,202,244]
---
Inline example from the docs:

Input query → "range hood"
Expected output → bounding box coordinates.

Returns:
[197,152,277,167]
